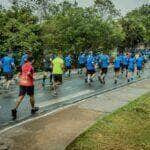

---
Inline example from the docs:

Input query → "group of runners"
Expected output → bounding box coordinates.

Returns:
[0,49,149,120]
[42,49,148,87]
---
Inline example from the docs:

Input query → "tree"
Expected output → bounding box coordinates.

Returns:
[0,5,43,67]
[9,0,19,6]
[31,0,56,19]
[0,0,127,68]
[94,0,120,18]
[40,1,124,52]
[120,4,149,48]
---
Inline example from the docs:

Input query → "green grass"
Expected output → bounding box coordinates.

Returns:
[66,93,150,150]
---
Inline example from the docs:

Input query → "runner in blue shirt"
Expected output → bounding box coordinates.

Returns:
[78,52,86,75]
[94,53,99,65]
[20,53,28,67]
[136,54,144,77]
[97,53,103,69]
[0,55,3,80]
[85,51,96,85]
[114,54,121,84]
[119,52,124,74]
[127,54,135,82]
[99,52,109,84]
[97,52,102,82]
[42,52,54,86]
[65,53,72,77]
[1,53,15,89]
[122,53,129,77]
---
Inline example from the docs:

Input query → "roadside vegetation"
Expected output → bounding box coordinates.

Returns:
[0,0,149,67]
[66,93,150,150]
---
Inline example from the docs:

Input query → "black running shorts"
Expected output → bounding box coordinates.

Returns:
[114,68,120,72]
[44,67,52,72]
[101,68,108,74]
[87,70,96,75]
[53,74,62,83]
[4,72,13,81]
[79,63,85,69]
[66,66,71,70]
[123,65,128,70]
[19,86,34,96]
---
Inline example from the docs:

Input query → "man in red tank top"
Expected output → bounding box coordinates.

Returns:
[11,57,39,120]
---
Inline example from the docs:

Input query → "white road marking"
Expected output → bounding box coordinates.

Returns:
[0,89,96,135]
[63,86,72,90]
[0,102,79,135]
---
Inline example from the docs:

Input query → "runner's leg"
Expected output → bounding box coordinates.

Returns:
[11,95,25,120]
[15,95,25,109]
[30,95,39,114]
[42,71,47,86]
[127,71,131,82]
[69,68,71,77]
[29,95,35,109]
[49,73,52,83]
[87,73,90,84]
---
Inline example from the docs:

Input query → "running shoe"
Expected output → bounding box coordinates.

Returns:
[31,107,39,115]
[11,109,17,120]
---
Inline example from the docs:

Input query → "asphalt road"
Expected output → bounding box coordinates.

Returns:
[0,64,149,128]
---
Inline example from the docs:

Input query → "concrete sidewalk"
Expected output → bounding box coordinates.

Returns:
[0,79,150,150]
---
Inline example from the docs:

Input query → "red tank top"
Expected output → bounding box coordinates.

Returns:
[19,62,34,86]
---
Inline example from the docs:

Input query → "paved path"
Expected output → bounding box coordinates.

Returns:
[0,63,149,127]
[0,79,150,150]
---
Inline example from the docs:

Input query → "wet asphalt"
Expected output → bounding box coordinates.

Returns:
[0,64,149,128]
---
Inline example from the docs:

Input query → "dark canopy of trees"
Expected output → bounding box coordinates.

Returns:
[120,4,150,48]
[0,0,149,65]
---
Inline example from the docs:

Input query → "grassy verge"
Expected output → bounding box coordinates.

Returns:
[66,93,150,150]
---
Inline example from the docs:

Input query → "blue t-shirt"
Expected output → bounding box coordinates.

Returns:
[65,55,72,67]
[94,55,99,64]
[2,56,14,73]
[136,57,143,68]
[101,54,109,68]
[20,54,28,66]
[119,54,124,64]
[97,54,102,66]
[123,55,129,65]
[128,57,135,69]
[114,56,121,68]
[78,54,86,64]
[86,55,95,70]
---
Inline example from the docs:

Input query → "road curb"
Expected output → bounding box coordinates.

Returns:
[0,76,149,132]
